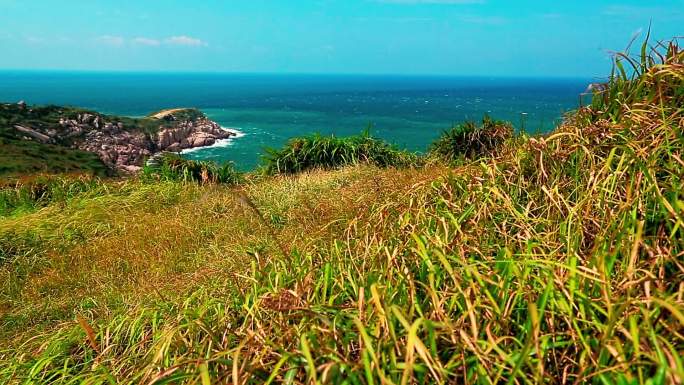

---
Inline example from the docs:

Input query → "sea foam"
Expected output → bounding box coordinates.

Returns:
[180,127,246,154]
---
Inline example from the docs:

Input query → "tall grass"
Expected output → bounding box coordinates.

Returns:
[142,153,243,185]
[0,176,104,217]
[584,34,683,124]
[262,132,419,175]
[0,38,683,384]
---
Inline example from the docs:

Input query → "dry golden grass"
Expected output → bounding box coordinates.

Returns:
[0,165,443,348]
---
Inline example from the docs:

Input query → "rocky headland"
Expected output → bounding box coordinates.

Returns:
[1,102,235,173]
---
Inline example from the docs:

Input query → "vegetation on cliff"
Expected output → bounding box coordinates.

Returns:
[0,39,682,384]
[0,105,229,174]
[0,126,109,178]
[0,103,198,140]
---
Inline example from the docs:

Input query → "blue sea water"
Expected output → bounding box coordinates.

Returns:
[0,71,590,170]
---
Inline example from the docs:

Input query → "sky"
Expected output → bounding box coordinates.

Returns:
[0,0,682,77]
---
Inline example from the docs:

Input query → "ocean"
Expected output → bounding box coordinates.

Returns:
[0,71,590,170]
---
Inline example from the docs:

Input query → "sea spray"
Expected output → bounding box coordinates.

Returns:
[180,127,246,154]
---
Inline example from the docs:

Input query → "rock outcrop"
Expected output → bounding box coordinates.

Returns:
[14,125,54,144]
[8,105,234,173]
[77,125,153,172]
[69,114,233,172]
[156,118,231,152]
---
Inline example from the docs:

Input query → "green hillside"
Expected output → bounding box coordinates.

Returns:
[0,126,109,178]
[0,41,682,384]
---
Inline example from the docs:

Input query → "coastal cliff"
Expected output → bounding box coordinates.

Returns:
[1,102,234,173]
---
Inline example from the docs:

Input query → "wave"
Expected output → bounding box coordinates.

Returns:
[180,127,246,154]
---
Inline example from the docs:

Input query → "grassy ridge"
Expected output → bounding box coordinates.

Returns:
[0,39,682,384]
[0,126,109,178]
[0,104,91,135]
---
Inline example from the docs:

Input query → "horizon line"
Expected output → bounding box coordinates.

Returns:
[0,68,600,80]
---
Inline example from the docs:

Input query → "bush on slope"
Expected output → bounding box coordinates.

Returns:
[142,153,243,185]
[262,132,419,175]
[428,115,513,162]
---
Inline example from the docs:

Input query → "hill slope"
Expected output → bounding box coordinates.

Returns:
[0,41,682,384]
[0,126,110,178]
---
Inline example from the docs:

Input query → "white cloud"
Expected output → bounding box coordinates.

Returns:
[133,37,161,46]
[19,36,70,45]
[25,36,46,44]
[356,16,433,23]
[87,35,209,48]
[96,35,124,46]
[459,15,506,24]
[165,35,208,47]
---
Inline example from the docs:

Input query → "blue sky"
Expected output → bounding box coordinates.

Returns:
[0,0,682,77]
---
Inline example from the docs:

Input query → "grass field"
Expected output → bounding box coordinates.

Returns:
[0,39,682,384]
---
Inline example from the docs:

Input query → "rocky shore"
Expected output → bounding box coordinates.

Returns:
[5,103,234,173]
[73,113,233,172]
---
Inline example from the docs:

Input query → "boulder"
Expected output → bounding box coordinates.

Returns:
[166,143,181,152]
[120,165,142,174]
[14,125,53,143]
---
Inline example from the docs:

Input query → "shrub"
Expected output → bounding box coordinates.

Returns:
[262,132,419,175]
[428,116,513,162]
[142,153,242,185]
